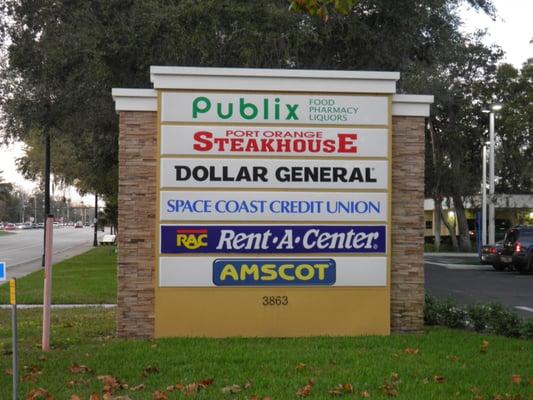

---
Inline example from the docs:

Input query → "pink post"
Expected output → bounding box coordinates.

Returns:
[42,216,54,351]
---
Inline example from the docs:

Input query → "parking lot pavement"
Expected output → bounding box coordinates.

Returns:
[425,254,533,318]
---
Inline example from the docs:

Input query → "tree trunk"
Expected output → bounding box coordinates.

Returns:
[453,194,472,252]
[439,206,459,251]
[433,197,443,252]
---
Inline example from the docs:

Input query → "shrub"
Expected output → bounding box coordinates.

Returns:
[520,318,533,340]
[424,294,531,340]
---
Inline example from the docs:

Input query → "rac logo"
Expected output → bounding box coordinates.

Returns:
[176,229,208,250]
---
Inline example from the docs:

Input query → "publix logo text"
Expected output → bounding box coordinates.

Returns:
[193,96,299,121]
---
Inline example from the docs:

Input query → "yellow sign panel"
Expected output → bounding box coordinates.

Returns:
[9,278,16,305]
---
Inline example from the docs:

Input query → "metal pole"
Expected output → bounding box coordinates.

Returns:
[488,112,496,244]
[482,145,487,245]
[42,132,51,267]
[10,278,18,400]
[93,193,98,247]
[42,216,54,352]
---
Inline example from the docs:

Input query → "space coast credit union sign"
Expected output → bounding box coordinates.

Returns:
[157,90,390,290]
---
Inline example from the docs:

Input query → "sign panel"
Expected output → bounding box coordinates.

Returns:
[0,262,5,281]
[160,125,388,158]
[161,191,387,222]
[160,158,388,190]
[159,256,387,287]
[160,225,386,254]
[161,92,389,125]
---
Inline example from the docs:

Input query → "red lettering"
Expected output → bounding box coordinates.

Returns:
[338,133,358,153]
[192,131,213,151]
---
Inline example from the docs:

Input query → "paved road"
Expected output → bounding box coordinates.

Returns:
[0,227,106,281]
[425,253,533,318]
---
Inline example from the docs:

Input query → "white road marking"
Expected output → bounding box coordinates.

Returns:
[514,306,533,313]
[425,261,493,270]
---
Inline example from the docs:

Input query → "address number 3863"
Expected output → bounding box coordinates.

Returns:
[262,296,288,306]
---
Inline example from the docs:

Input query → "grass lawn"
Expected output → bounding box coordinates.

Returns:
[0,246,116,304]
[1,308,532,399]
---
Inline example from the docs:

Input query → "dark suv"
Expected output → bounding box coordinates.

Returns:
[501,226,533,274]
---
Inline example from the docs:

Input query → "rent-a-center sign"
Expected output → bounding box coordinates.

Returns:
[157,92,390,288]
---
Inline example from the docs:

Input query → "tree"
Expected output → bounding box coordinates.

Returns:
[491,64,533,194]
[1,0,500,237]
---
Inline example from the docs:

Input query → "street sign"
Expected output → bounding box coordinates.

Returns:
[0,262,6,281]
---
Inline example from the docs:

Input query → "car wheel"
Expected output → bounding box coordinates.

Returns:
[492,263,506,271]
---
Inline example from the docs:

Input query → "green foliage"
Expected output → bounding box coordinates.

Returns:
[424,294,468,329]
[288,0,357,20]
[425,294,531,339]
[492,64,533,194]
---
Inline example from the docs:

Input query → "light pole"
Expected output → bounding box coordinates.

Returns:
[483,104,502,244]
[481,142,488,245]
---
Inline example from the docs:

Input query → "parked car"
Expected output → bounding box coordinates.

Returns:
[480,241,508,271]
[75,221,83,228]
[501,226,533,274]
[4,223,16,230]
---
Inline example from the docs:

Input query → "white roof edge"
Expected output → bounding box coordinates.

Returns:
[112,88,156,97]
[112,88,156,112]
[150,66,400,81]
[392,94,434,117]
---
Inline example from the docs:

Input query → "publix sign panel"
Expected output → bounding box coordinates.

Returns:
[157,90,390,288]
[161,93,389,125]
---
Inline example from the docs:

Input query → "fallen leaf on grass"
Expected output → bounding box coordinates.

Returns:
[360,390,371,398]
[296,363,307,370]
[198,378,215,388]
[152,391,167,400]
[222,384,242,394]
[130,384,145,391]
[404,348,419,355]
[433,376,445,384]
[481,340,490,353]
[248,397,271,400]
[70,363,92,374]
[383,383,398,397]
[244,380,253,389]
[296,379,315,397]
[26,388,54,400]
[511,375,521,385]
[328,383,354,396]
[5,368,13,376]
[528,377,533,386]
[70,395,82,400]
[143,365,160,377]
[97,375,120,395]
[449,355,459,362]
[89,393,100,400]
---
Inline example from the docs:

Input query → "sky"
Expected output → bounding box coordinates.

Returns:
[0,0,532,201]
